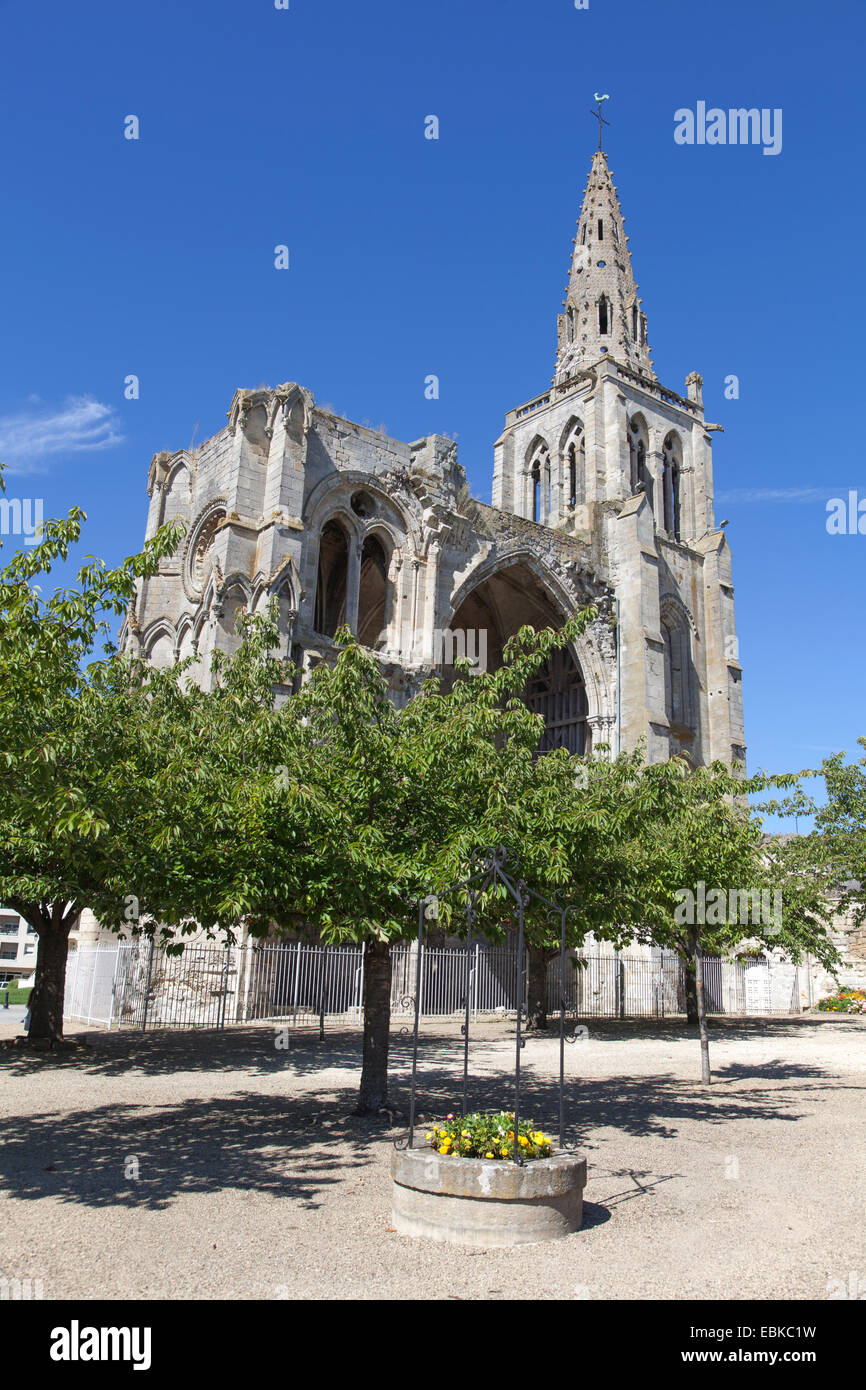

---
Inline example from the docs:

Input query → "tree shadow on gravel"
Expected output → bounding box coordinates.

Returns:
[1,1021,852,1216]
[709,1059,864,1086]
[3,1091,384,1212]
[0,1024,420,1079]
[408,1068,833,1146]
[543,1016,866,1042]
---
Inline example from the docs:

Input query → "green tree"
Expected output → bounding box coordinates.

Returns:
[0,598,301,1045]
[0,465,306,1044]
[792,739,866,926]
[0,471,192,1042]
[632,758,839,1082]
[257,616,600,1110]
[472,745,663,1028]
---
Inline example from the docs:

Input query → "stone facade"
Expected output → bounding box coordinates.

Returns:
[807,898,866,1000]
[124,144,745,770]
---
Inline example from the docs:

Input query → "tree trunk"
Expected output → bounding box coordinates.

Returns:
[684,965,698,1024]
[694,937,711,1084]
[683,930,699,1024]
[526,945,557,1030]
[27,909,72,1045]
[356,939,392,1114]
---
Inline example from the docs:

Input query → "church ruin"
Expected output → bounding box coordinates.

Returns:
[125,142,746,770]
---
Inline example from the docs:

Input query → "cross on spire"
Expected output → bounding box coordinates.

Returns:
[590,94,610,150]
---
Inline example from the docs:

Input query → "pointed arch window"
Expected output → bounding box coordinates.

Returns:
[628,417,653,511]
[580,223,587,246]
[161,464,191,529]
[662,432,683,541]
[314,520,349,638]
[563,422,585,509]
[567,306,575,343]
[661,603,696,743]
[217,584,248,654]
[528,441,550,524]
[632,305,638,342]
[598,295,611,335]
[357,534,389,649]
[597,219,604,240]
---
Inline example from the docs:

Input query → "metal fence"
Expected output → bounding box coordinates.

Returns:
[63,939,803,1031]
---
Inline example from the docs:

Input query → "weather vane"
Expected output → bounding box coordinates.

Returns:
[590,93,610,150]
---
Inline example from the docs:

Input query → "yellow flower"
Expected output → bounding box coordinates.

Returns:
[439,1144,451,1154]
[485,1152,494,1159]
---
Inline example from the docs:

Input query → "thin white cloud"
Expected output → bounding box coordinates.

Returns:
[715,486,842,504]
[0,396,124,474]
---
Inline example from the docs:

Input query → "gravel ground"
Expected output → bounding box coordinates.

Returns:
[1,1014,864,1301]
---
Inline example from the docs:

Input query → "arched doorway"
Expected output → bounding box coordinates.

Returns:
[448,562,590,755]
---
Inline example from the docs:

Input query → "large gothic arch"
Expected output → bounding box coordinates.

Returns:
[445,554,616,755]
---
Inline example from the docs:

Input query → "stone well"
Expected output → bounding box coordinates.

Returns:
[390,1147,587,1247]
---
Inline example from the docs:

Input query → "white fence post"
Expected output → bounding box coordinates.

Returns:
[68,945,81,1019]
[241,943,252,1023]
[292,940,301,1027]
[85,946,99,1025]
[108,942,123,1029]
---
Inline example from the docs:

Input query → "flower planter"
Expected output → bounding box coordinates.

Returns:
[390,1147,587,1247]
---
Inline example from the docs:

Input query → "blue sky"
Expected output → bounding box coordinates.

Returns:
[1,0,864,795]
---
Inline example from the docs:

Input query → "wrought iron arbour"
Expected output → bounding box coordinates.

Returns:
[402,846,581,1161]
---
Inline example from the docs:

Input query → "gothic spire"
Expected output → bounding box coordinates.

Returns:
[555,150,654,384]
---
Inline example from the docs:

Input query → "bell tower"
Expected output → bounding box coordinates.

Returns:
[490,110,746,769]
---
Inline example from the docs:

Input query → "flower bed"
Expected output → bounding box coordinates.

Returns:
[815,988,866,1014]
[425,1111,552,1162]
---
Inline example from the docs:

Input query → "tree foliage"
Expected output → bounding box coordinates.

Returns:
[0,477,846,1101]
